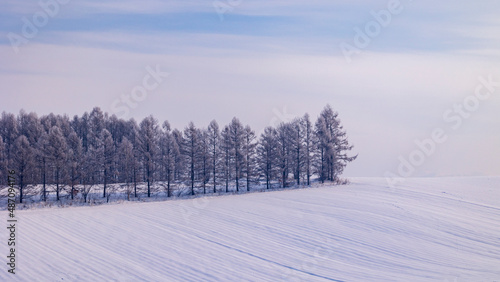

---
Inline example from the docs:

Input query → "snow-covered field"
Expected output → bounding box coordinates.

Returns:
[1,177,499,281]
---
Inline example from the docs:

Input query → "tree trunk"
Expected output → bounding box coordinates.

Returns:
[266,169,270,189]
[42,168,46,202]
[320,147,325,183]
[306,150,310,186]
[103,169,107,198]
[167,168,171,197]
[56,169,60,201]
[147,165,151,197]
[203,157,206,194]
[225,148,229,193]
[213,143,216,193]
[235,159,239,192]
[297,131,300,186]
[134,169,137,197]
[246,154,250,192]
[41,161,46,201]
[191,157,194,196]
[19,182,23,203]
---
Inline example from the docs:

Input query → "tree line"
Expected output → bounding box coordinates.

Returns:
[0,105,357,203]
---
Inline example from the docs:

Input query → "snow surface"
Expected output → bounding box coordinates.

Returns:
[1,177,500,281]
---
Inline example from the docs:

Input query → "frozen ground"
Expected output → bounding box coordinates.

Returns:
[1,177,499,281]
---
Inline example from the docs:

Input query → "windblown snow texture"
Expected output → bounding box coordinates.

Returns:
[1,177,499,281]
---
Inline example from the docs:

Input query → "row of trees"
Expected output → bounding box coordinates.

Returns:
[0,105,356,203]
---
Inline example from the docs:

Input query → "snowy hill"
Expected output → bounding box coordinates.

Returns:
[1,177,500,281]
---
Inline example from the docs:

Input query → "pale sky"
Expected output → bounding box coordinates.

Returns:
[1,0,499,177]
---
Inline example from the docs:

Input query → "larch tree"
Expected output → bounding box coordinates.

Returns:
[315,115,329,183]
[83,109,106,195]
[199,129,211,194]
[257,127,278,189]
[102,129,115,198]
[183,122,199,195]
[229,118,245,192]
[18,111,42,191]
[86,133,104,197]
[243,125,256,191]
[276,122,292,188]
[315,105,357,182]
[160,121,178,197]
[35,132,49,201]
[67,131,83,200]
[87,107,105,150]
[302,113,314,186]
[127,120,141,197]
[289,118,305,186]
[171,129,185,183]
[17,110,42,147]
[220,125,232,192]
[0,112,19,164]
[80,149,98,203]
[207,120,220,193]
[12,135,34,203]
[117,137,135,200]
[46,126,69,201]
[138,116,160,197]
[78,112,90,152]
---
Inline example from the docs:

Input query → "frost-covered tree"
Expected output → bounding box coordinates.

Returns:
[289,118,305,186]
[17,110,42,146]
[257,127,278,189]
[80,149,98,203]
[117,137,136,200]
[0,112,19,163]
[102,129,115,198]
[276,122,292,188]
[126,120,141,197]
[229,118,245,192]
[243,125,256,191]
[46,126,69,201]
[220,125,232,192]
[75,112,90,151]
[35,132,50,201]
[199,129,211,194]
[86,136,104,198]
[88,107,105,150]
[77,109,106,198]
[18,111,43,189]
[138,116,159,197]
[183,122,200,195]
[12,135,34,203]
[302,113,314,185]
[106,115,126,143]
[67,131,83,200]
[171,129,185,182]
[207,120,220,193]
[160,121,179,197]
[314,105,357,182]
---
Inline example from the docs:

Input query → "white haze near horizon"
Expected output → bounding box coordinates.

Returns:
[0,0,499,177]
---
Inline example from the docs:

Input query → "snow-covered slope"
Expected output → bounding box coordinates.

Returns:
[1,177,499,281]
